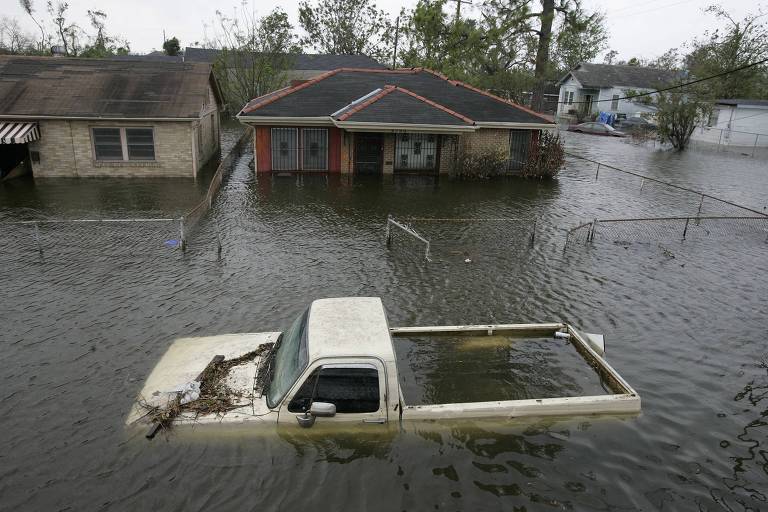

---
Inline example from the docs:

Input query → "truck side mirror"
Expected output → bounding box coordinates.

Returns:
[309,402,336,417]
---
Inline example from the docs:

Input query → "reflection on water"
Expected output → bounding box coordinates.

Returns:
[1,132,767,510]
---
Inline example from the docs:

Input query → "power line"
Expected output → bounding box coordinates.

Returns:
[558,58,768,106]
[609,0,700,20]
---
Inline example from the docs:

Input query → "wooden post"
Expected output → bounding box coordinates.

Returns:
[595,163,600,181]
[752,133,759,158]
[682,218,690,240]
[34,222,43,254]
[385,215,392,246]
[529,218,537,248]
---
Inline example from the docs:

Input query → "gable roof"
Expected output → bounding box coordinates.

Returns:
[183,47,386,70]
[0,55,219,119]
[333,85,473,126]
[561,63,680,89]
[239,68,553,127]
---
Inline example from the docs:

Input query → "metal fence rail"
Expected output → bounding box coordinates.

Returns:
[385,215,432,261]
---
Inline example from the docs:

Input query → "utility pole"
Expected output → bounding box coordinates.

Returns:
[392,17,400,69]
[448,0,472,22]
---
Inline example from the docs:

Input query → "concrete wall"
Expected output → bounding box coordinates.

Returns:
[29,120,200,178]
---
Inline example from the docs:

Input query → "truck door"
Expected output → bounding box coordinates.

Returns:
[278,361,388,426]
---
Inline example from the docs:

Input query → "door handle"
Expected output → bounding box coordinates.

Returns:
[363,417,386,424]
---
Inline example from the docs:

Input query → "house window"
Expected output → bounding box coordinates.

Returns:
[92,127,156,161]
[125,128,155,160]
[566,91,575,105]
[92,128,123,161]
[707,108,720,127]
[271,127,298,170]
[287,366,380,414]
[301,128,328,170]
[395,133,438,171]
[611,94,620,111]
[508,130,532,171]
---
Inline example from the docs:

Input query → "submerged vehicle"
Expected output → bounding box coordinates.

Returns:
[127,298,640,436]
[568,122,627,137]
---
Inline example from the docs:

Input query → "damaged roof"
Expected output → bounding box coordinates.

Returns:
[239,68,552,125]
[0,55,219,119]
[184,47,385,70]
[561,63,681,89]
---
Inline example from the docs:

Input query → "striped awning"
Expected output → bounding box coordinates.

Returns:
[0,122,40,144]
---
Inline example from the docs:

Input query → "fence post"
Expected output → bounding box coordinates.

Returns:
[640,178,645,192]
[529,218,537,248]
[752,133,759,158]
[179,218,187,251]
[717,129,723,151]
[682,218,690,240]
[385,215,392,246]
[696,195,704,225]
[424,240,431,262]
[595,163,600,181]
[588,218,597,243]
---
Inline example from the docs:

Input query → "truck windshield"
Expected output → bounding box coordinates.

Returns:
[266,308,309,409]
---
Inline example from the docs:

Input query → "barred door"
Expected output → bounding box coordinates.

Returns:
[508,130,531,171]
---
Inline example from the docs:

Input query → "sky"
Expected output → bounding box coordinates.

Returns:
[1,0,761,60]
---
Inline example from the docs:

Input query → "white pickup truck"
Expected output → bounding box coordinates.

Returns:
[128,297,640,434]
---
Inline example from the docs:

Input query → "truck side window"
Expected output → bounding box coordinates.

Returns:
[288,367,380,414]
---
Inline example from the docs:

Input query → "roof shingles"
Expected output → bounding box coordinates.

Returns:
[0,56,215,119]
[240,69,552,125]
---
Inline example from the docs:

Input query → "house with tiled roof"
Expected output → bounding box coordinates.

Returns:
[557,63,680,118]
[0,55,222,178]
[236,68,555,175]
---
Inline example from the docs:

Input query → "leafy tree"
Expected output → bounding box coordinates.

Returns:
[298,0,393,62]
[163,36,180,56]
[206,7,300,110]
[77,9,130,57]
[482,0,608,110]
[655,91,710,150]
[685,5,768,100]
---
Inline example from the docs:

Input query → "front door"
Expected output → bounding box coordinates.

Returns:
[354,133,383,175]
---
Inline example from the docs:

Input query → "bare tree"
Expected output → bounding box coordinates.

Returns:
[18,0,47,51]
[0,16,37,53]
[206,4,300,111]
[47,1,79,55]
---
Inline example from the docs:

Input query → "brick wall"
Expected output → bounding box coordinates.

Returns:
[459,128,511,159]
[382,134,394,174]
[29,119,200,178]
[340,130,354,174]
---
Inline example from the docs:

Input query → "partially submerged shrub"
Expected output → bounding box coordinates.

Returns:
[451,147,508,179]
[520,131,564,179]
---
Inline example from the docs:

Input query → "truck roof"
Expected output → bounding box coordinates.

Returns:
[307,297,395,363]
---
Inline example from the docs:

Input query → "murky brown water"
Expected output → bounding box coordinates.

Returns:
[1,130,767,511]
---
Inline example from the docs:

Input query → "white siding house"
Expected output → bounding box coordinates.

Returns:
[691,99,768,148]
[557,63,679,120]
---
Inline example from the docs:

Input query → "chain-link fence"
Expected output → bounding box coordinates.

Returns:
[385,215,538,263]
[1,128,252,263]
[566,216,768,248]
[689,127,768,159]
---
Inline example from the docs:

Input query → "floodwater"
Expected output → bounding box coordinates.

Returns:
[1,130,767,511]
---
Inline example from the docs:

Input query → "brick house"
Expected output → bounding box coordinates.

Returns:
[0,55,222,179]
[236,68,555,175]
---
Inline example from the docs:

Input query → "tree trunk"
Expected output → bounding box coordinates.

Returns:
[532,0,555,112]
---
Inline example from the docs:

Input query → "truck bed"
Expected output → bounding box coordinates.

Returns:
[394,334,608,406]
[390,323,640,420]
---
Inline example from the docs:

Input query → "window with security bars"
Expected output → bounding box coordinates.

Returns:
[271,128,328,171]
[302,128,328,170]
[395,133,438,171]
[271,128,298,170]
[92,127,156,161]
[611,94,619,111]
[508,130,532,171]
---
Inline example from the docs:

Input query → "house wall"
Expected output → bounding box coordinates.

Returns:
[559,78,659,118]
[691,105,768,148]
[250,126,540,175]
[28,119,197,178]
